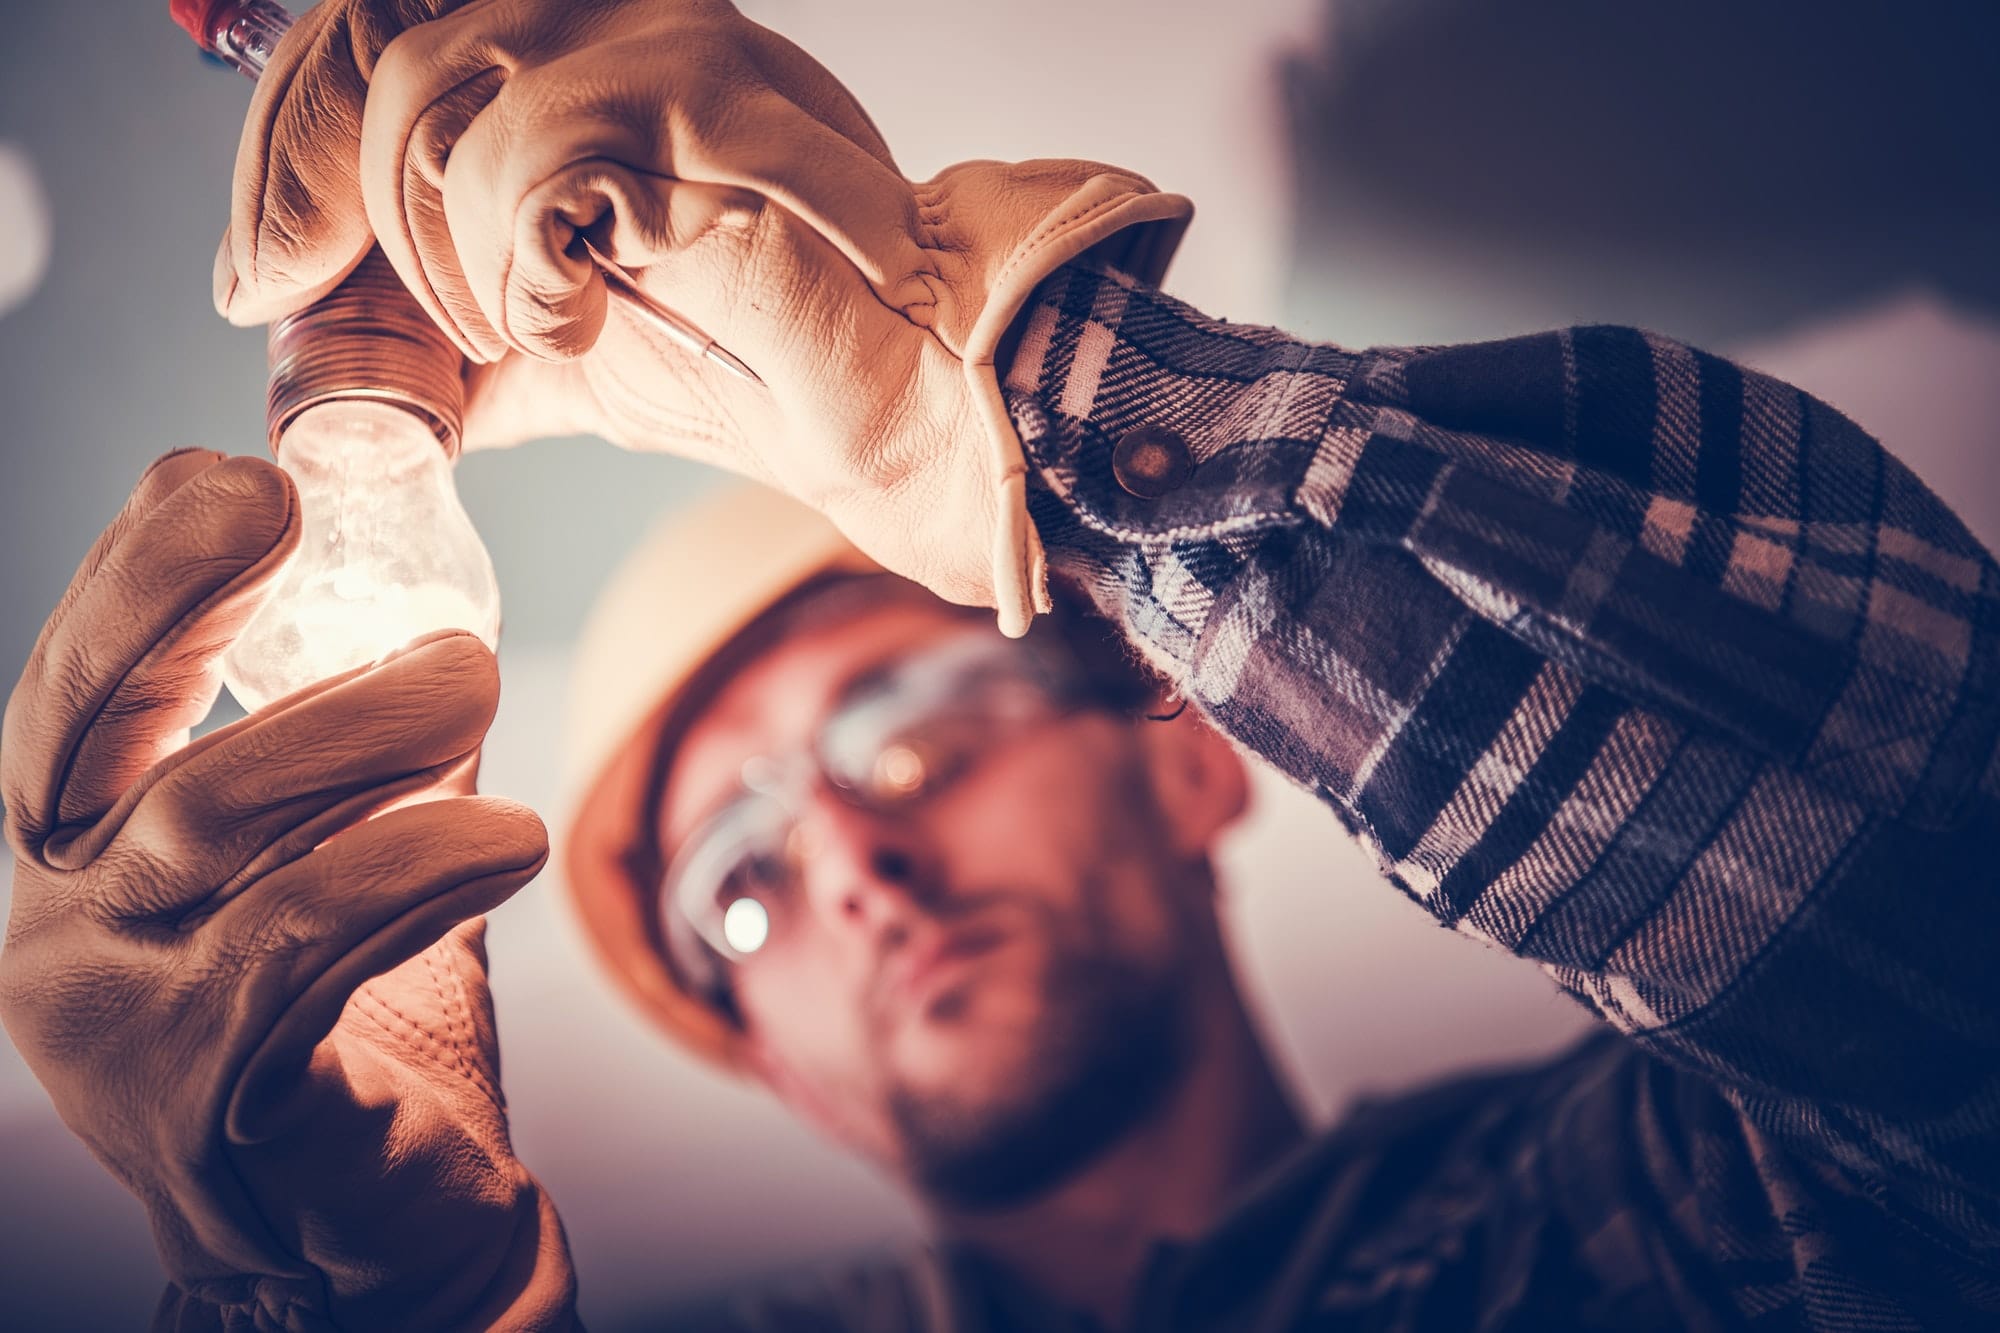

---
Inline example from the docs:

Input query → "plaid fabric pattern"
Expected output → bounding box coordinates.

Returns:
[995,262,2000,1329]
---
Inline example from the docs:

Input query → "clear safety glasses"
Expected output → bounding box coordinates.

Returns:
[656,630,1102,1003]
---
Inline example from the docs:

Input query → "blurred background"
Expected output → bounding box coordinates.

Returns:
[2,0,1996,1326]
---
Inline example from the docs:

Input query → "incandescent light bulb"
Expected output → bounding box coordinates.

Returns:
[221,400,502,712]
[175,0,501,713]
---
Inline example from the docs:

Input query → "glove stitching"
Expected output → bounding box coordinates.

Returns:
[899,191,1141,342]
[354,985,502,1108]
[437,936,507,1113]
[351,982,461,1074]
[350,986,502,1106]
[991,191,1141,291]
[422,944,475,1094]
[589,321,737,453]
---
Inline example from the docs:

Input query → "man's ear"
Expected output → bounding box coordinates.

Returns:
[1136,706,1250,857]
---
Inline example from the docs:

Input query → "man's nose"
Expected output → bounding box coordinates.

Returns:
[792,786,938,945]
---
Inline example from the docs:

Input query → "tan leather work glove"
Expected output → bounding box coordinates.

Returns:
[0,450,578,1331]
[213,0,467,325]
[217,0,1192,635]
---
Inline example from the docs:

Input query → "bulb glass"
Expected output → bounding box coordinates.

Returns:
[221,400,501,712]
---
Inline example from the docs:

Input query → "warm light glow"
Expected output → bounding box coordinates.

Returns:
[0,140,51,319]
[222,400,501,712]
[722,897,770,955]
[875,743,926,795]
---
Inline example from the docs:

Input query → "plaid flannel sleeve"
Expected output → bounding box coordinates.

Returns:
[1002,261,2000,1248]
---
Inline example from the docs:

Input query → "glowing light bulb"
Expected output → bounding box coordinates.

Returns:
[181,0,501,713]
[221,400,501,712]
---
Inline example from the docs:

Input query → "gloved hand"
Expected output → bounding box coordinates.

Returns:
[0,450,578,1331]
[217,0,1192,634]
[213,0,468,324]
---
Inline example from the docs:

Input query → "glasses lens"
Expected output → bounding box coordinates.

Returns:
[661,792,794,983]
[656,631,1089,998]
[819,633,1075,805]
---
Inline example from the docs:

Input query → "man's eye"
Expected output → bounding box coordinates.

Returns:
[720,852,788,904]
[881,720,986,797]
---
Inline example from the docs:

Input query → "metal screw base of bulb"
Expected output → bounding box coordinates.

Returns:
[265,249,465,458]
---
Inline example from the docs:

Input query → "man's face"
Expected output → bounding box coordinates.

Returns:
[658,586,1245,1208]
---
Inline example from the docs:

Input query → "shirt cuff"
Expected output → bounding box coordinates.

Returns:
[1000,260,1354,670]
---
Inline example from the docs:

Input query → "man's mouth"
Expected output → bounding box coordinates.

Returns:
[878,924,1008,1013]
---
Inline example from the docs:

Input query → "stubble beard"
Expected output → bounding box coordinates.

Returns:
[885,930,1192,1213]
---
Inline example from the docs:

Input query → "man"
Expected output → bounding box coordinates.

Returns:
[2,1,1996,1329]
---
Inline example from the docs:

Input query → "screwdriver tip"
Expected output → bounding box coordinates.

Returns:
[708,343,764,386]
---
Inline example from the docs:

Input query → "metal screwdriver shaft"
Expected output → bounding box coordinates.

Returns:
[583,241,763,385]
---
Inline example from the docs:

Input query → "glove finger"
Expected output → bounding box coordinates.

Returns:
[214,0,474,326]
[369,9,922,365]
[15,449,228,667]
[87,632,501,917]
[3,454,297,854]
[467,279,766,469]
[465,158,724,363]
[491,78,918,362]
[588,21,918,287]
[360,0,738,357]
[593,30,923,312]
[361,3,535,361]
[218,794,548,1142]
[215,0,372,326]
[375,65,513,363]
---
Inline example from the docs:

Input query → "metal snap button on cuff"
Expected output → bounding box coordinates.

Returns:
[1111,426,1193,498]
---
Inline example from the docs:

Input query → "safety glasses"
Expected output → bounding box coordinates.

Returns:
[655,629,1100,1004]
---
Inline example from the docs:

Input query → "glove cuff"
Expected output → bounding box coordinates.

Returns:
[956,174,1193,635]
